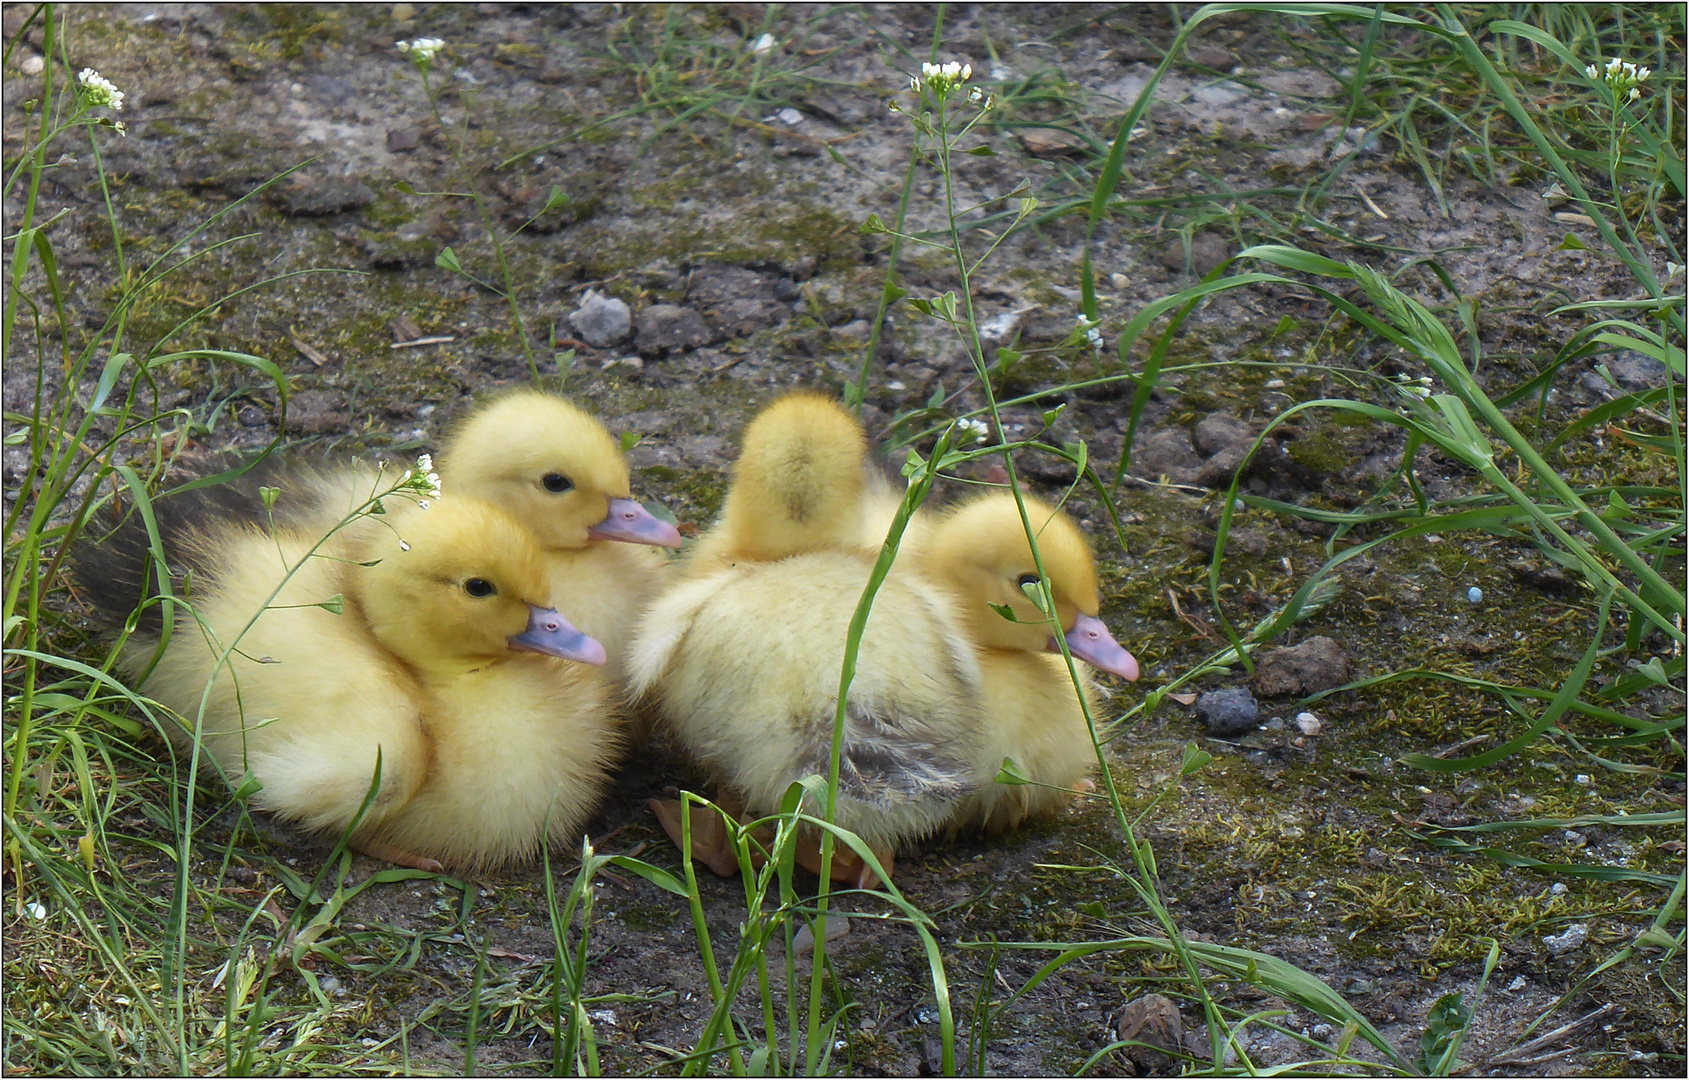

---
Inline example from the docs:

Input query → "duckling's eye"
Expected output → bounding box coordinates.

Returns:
[542,473,574,494]
[1017,573,1042,589]
[463,578,497,598]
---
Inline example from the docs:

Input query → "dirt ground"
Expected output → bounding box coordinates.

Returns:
[3,3,1684,1075]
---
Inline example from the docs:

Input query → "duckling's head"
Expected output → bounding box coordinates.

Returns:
[437,390,681,552]
[714,392,868,562]
[358,497,607,670]
[922,493,1139,680]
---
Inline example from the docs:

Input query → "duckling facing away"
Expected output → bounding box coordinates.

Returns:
[909,492,1141,835]
[629,393,986,887]
[78,493,620,873]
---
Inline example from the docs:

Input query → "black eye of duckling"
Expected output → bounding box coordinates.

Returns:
[542,473,574,494]
[464,578,497,598]
[1017,573,1042,589]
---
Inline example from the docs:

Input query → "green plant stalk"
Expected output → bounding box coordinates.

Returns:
[806,449,947,1073]
[922,80,1232,1067]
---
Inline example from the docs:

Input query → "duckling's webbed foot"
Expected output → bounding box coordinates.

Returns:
[791,836,894,890]
[354,836,445,874]
[648,797,746,878]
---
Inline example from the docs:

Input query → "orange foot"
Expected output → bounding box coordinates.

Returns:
[791,834,894,890]
[648,797,748,878]
[354,837,444,873]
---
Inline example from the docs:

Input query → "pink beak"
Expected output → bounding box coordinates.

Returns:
[1050,612,1140,680]
[587,497,683,549]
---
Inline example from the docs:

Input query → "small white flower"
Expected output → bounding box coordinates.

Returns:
[1590,56,1650,100]
[957,417,991,444]
[910,58,973,95]
[77,68,124,111]
[749,33,775,55]
[397,38,444,62]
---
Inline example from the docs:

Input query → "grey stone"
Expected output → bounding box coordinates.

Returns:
[1252,636,1349,697]
[281,177,374,217]
[634,304,710,355]
[285,390,348,435]
[1195,686,1259,735]
[1111,994,1184,1075]
[1130,428,1203,486]
[569,289,632,348]
[1543,923,1589,956]
[1193,412,1255,456]
[1605,350,1670,391]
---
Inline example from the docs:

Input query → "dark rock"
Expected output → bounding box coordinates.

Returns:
[789,255,817,281]
[1196,686,1258,735]
[635,304,710,356]
[569,290,631,348]
[1196,444,1252,489]
[1192,412,1255,456]
[1252,636,1349,697]
[772,277,802,302]
[284,390,348,435]
[687,265,787,338]
[1605,350,1669,391]
[1185,44,1237,69]
[1112,994,1184,1076]
[1509,559,1579,596]
[1160,233,1231,276]
[281,177,374,217]
[1128,428,1202,485]
[386,129,418,153]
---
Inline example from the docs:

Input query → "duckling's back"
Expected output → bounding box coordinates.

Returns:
[691,393,872,569]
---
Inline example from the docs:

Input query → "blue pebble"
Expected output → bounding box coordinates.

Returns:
[1467,586,1483,604]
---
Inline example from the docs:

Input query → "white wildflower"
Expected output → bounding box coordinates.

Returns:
[1076,314,1103,352]
[1589,56,1650,100]
[957,417,991,444]
[749,32,775,55]
[77,68,124,111]
[415,452,441,498]
[397,38,445,62]
[911,59,972,95]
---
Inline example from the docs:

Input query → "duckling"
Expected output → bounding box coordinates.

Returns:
[205,391,682,692]
[80,494,619,873]
[629,393,986,887]
[909,492,1140,834]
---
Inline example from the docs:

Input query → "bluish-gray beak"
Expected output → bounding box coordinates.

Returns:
[509,605,607,666]
[587,497,684,549]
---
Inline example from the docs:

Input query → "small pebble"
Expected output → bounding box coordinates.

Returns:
[21,54,44,76]
[1295,711,1323,736]
[1550,882,1569,896]
[1467,586,1483,603]
[1506,976,1527,991]
[776,107,804,125]
[1264,378,1285,389]
[1195,686,1259,735]
[25,901,46,920]
[792,913,849,955]
[589,1008,618,1026]
[1574,774,1592,786]
[319,975,343,994]
[1542,922,1588,956]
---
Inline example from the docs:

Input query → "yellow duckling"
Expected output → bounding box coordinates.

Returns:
[279,390,682,691]
[629,393,986,887]
[81,495,618,873]
[909,492,1141,835]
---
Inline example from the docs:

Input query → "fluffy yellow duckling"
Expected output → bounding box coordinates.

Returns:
[82,495,619,873]
[909,492,1140,834]
[278,391,682,690]
[435,391,682,687]
[629,393,985,887]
